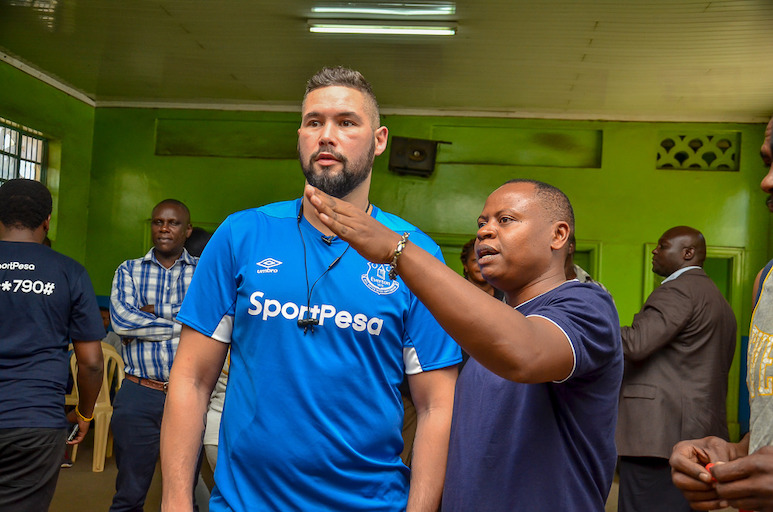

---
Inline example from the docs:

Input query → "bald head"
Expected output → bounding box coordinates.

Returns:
[652,226,706,277]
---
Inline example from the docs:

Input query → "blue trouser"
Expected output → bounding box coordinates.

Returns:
[110,378,200,512]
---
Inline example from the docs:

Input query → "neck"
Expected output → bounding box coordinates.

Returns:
[0,225,46,243]
[504,269,567,307]
[154,249,183,269]
[301,181,371,236]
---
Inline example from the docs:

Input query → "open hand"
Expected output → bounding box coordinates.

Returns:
[304,184,401,264]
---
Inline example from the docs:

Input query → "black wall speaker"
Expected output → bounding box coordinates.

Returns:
[388,136,445,177]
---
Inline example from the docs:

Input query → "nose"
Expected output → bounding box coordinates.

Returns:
[477,221,494,241]
[319,122,336,146]
[761,161,773,194]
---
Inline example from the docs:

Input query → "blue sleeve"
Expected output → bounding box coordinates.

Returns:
[535,285,621,381]
[402,240,462,373]
[178,217,237,342]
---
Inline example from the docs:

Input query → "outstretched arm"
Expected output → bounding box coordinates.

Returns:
[305,186,573,383]
[161,325,228,512]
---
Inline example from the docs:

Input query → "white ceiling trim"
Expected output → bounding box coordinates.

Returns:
[95,100,768,124]
[2,51,95,107]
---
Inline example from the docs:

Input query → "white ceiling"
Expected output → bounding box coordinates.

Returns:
[1,0,772,122]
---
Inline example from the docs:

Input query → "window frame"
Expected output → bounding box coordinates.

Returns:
[0,118,48,185]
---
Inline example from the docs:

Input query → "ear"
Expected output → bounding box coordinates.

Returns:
[374,126,389,157]
[683,247,695,261]
[42,215,51,233]
[185,224,193,239]
[550,221,571,251]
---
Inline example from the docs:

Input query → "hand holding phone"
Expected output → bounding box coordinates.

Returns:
[67,424,79,443]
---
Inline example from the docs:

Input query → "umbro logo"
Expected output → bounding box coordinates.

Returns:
[256,258,282,274]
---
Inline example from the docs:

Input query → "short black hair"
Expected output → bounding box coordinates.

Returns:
[504,179,575,235]
[153,199,191,225]
[460,237,476,260]
[304,66,380,127]
[184,226,212,257]
[0,179,52,230]
[460,238,477,278]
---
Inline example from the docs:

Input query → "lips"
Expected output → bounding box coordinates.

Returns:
[315,153,341,166]
[476,244,499,263]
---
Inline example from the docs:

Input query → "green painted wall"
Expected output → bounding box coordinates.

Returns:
[85,109,769,326]
[2,61,770,437]
[0,61,95,263]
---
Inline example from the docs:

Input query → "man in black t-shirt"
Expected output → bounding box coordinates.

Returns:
[0,179,105,511]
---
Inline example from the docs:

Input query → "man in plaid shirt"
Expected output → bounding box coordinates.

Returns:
[109,199,197,512]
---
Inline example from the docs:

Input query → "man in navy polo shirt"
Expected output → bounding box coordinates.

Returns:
[307,178,623,511]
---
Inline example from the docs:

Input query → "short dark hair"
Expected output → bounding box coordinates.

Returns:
[504,179,575,235]
[184,226,212,257]
[460,238,476,262]
[0,179,52,230]
[304,66,380,127]
[460,238,476,278]
[153,199,191,224]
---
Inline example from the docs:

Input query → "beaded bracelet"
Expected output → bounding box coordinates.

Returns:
[388,232,410,280]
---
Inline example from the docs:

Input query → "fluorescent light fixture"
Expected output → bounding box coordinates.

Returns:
[308,19,456,36]
[312,2,456,17]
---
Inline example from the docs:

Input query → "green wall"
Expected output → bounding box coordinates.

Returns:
[0,61,95,263]
[84,109,769,327]
[2,60,770,437]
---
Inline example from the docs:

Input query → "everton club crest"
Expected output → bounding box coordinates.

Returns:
[361,262,400,295]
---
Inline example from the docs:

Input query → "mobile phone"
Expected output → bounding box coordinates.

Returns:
[67,424,79,442]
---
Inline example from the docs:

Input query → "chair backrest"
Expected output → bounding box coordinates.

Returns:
[65,345,78,407]
[101,341,124,391]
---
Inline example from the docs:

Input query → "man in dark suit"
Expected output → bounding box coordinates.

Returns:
[617,225,737,512]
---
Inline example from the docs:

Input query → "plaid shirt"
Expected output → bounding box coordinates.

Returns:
[110,248,197,381]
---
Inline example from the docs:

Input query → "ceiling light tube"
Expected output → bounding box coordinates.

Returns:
[311,2,456,17]
[308,20,457,36]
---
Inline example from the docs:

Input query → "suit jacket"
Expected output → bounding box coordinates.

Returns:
[616,268,736,458]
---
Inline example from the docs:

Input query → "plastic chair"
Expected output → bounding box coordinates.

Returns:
[65,342,125,472]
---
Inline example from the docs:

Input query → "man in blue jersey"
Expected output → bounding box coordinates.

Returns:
[670,116,773,511]
[0,178,104,511]
[109,199,198,511]
[306,178,623,511]
[160,67,460,512]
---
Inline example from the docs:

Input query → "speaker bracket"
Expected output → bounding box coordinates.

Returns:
[388,136,451,177]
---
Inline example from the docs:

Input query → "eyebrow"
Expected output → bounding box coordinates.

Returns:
[303,110,362,121]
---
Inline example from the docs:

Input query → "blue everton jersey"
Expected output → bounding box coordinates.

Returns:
[178,199,461,512]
